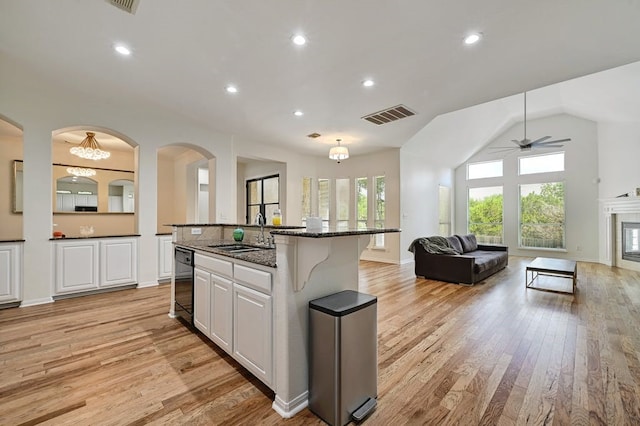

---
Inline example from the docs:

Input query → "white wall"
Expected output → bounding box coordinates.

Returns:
[399,148,454,264]
[597,122,640,199]
[455,113,600,262]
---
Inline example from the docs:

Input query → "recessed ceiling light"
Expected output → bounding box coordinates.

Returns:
[294,110,304,117]
[114,44,131,55]
[464,33,481,45]
[362,79,375,87]
[226,85,238,93]
[292,34,306,46]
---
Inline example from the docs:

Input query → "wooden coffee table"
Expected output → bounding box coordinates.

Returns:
[525,257,577,294]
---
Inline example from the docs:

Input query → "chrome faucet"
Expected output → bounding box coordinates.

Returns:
[255,212,266,244]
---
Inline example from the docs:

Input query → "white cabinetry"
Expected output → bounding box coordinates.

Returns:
[157,235,173,280]
[54,238,138,296]
[233,282,272,385]
[194,268,211,334]
[0,243,22,305]
[192,252,273,387]
[55,240,100,294]
[99,239,137,287]
[210,274,233,353]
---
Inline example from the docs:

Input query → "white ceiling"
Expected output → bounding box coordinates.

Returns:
[1,0,640,160]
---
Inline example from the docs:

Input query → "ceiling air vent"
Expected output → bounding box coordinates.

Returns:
[108,0,139,14]
[362,104,416,125]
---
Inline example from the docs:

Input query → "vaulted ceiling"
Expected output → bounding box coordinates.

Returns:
[1,1,640,160]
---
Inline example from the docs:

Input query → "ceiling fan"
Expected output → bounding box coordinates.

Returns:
[491,92,571,153]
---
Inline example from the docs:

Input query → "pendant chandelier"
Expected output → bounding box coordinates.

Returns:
[329,138,349,163]
[66,167,96,177]
[69,132,111,160]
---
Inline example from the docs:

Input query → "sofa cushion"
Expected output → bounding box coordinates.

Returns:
[472,250,508,274]
[446,236,463,254]
[455,234,478,253]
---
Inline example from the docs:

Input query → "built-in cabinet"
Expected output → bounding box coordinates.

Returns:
[193,252,273,387]
[0,243,22,305]
[157,235,173,280]
[54,238,138,295]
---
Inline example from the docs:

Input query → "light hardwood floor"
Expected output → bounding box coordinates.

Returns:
[2,257,640,425]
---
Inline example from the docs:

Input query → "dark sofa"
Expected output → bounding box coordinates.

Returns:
[409,234,508,285]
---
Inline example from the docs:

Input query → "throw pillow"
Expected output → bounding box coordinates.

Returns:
[446,236,463,254]
[455,234,478,253]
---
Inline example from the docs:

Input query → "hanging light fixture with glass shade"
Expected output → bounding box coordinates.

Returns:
[329,138,349,163]
[69,132,111,160]
[66,167,97,177]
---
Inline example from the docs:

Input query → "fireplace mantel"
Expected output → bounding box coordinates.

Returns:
[600,197,640,268]
[601,197,640,214]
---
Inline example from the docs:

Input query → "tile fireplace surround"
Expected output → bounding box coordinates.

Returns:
[602,197,640,272]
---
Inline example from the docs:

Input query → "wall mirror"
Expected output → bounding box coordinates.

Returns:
[52,163,134,213]
[55,175,99,212]
[12,160,23,213]
[108,179,135,212]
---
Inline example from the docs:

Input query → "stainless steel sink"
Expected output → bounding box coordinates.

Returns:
[207,244,270,253]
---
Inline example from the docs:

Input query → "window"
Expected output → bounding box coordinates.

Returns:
[468,160,503,180]
[246,174,279,224]
[301,177,312,225]
[468,186,503,244]
[374,176,385,247]
[356,177,368,230]
[519,152,564,175]
[318,178,330,230]
[519,182,565,249]
[438,185,451,236]
[335,178,350,231]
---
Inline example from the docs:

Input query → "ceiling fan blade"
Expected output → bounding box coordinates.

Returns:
[534,144,564,148]
[530,136,552,145]
[534,138,571,146]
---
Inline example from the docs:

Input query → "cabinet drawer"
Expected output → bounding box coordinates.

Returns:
[195,253,233,277]
[234,264,271,294]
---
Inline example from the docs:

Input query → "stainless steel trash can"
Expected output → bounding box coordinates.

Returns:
[309,290,378,425]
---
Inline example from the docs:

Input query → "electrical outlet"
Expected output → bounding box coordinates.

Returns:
[191,228,202,235]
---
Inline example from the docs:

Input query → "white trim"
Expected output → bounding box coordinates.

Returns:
[272,392,308,418]
[137,281,159,288]
[20,297,54,307]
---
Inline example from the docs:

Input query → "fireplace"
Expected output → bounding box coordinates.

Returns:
[622,222,640,262]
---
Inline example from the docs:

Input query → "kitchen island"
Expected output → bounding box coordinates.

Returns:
[171,224,400,418]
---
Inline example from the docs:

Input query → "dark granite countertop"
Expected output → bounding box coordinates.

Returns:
[270,227,401,238]
[168,223,304,230]
[0,239,25,243]
[49,234,141,241]
[175,239,276,268]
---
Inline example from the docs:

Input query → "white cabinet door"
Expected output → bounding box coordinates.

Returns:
[157,236,173,280]
[55,240,100,294]
[0,243,21,304]
[233,283,272,386]
[99,239,138,287]
[194,268,210,334]
[210,274,233,353]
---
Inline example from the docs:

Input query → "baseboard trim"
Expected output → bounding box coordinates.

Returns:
[272,392,308,418]
[137,281,159,288]
[20,297,54,307]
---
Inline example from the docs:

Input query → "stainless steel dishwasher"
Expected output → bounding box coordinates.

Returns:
[174,246,194,326]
